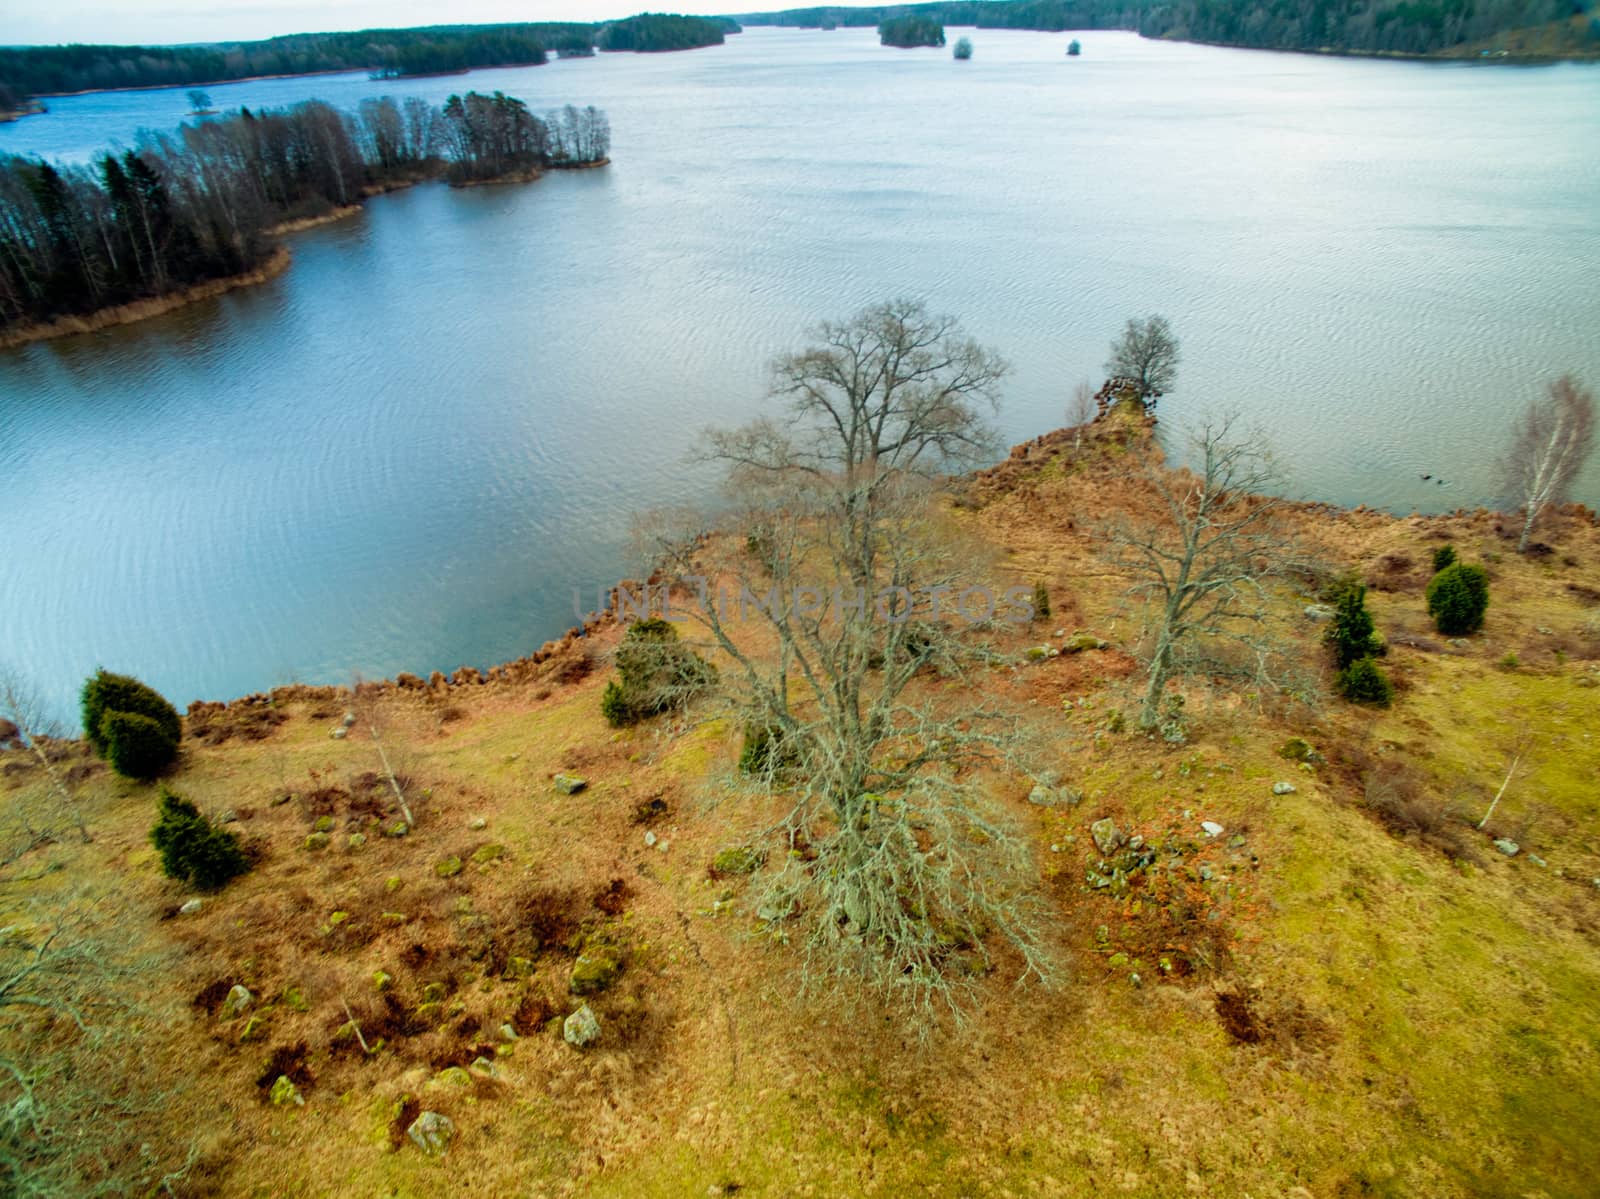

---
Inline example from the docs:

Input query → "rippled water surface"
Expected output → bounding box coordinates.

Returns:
[2,28,1597,719]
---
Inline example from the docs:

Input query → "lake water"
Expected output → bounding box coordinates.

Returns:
[2,28,1597,723]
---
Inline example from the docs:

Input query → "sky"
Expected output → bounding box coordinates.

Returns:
[6,0,739,47]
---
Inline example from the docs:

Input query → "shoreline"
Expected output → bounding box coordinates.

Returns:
[265,204,363,235]
[1151,31,1598,64]
[0,245,291,351]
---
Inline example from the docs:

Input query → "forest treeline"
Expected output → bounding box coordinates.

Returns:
[737,1,1156,32]
[1138,0,1590,55]
[0,15,736,105]
[0,92,610,333]
[737,0,1595,53]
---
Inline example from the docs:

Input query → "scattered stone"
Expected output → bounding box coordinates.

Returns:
[498,1023,519,1042]
[503,955,534,981]
[1227,834,1246,849]
[331,727,347,740]
[435,856,463,879]
[422,982,447,1003]
[643,830,658,848]
[1272,781,1297,795]
[430,1066,472,1089]
[282,984,310,1012]
[1126,834,1145,851]
[1028,784,1065,807]
[342,711,357,728]
[1090,818,1125,855]
[1494,838,1520,857]
[373,970,393,993]
[239,1014,267,1043]
[406,1111,455,1156]
[1303,604,1335,621]
[553,774,588,795]
[219,809,238,824]
[385,875,403,893]
[347,832,366,850]
[1061,633,1108,653]
[271,792,293,807]
[1199,865,1215,881]
[570,944,623,996]
[178,898,204,916]
[468,1056,498,1079]
[304,832,330,851]
[219,984,253,1019]
[1050,844,1062,853]
[384,820,409,838]
[471,843,504,866]
[1201,821,1224,838]
[269,1075,305,1107]
[1527,853,1548,868]
[1024,645,1052,661]
[656,839,671,854]
[380,912,407,926]
[1278,737,1315,762]
[314,815,335,833]
[563,1004,601,1048]
[468,817,487,830]
[327,912,349,928]
[711,846,764,876]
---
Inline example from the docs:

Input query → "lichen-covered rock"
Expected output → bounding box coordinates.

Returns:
[468,1056,498,1078]
[503,956,534,981]
[1201,820,1224,838]
[219,984,253,1019]
[553,773,588,795]
[384,820,409,838]
[1494,838,1520,856]
[570,944,622,996]
[429,1066,472,1089]
[347,832,366,850]
[269,1075,305,1107]
[563,1004,601,1048]
[407,1110,455,1155]
[178,898,203,915]
[1090,818,1125,855]
[435,856,463,879]
[305,832,330,851]
[1062,633,1108,653]
[373,970,393,992]
[314,815,335,833]
[422,981,447,1003]
[1271,781,1297,795]
[710,846,764,876]
[282,984,310,1012]
[471,843,504,865]
[1278,737,1315,761]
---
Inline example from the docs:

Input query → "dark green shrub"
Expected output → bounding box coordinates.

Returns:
[81,669,180,756]
[1325,579,1383,669]
[601,619,715,726]
[150,788,248,890]
[1031,581,1051,623]
[1426,563,1489,635]
[1431,544,1456,573]
[599,679,635,728]
[1338,657,1394,706]
[101,709,178,779]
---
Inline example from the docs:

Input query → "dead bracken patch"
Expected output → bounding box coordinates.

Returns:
[593,877,633,916]
[1215,989,1264,1043]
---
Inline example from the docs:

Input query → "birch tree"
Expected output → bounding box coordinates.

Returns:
[1502,375,1595,553]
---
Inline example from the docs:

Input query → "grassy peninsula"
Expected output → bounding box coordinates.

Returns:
[4,374,1598,1195]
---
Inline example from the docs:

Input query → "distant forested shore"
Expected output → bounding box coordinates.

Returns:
[0,14,736,108]
[0,92,610,343]
[735,0,1600,59]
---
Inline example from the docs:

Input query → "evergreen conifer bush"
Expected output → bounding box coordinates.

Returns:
[150,788,249,890]
[1425,563,1489,635]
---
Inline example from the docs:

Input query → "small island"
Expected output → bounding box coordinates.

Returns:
[879,14,946,47]
[0,91,610,346]
[595,13,729,52]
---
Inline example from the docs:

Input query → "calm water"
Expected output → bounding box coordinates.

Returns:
[2,29,1597,722]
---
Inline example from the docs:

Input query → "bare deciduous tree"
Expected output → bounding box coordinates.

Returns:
[350,676,415,831]
[1502,375,1595,553]
[643,300,1054,1030]
[1106,417,1307,732]
[0,668,88,850]
[0,888,194,1196]
[1067,379,1096,450]
[1106,314,1181,400]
